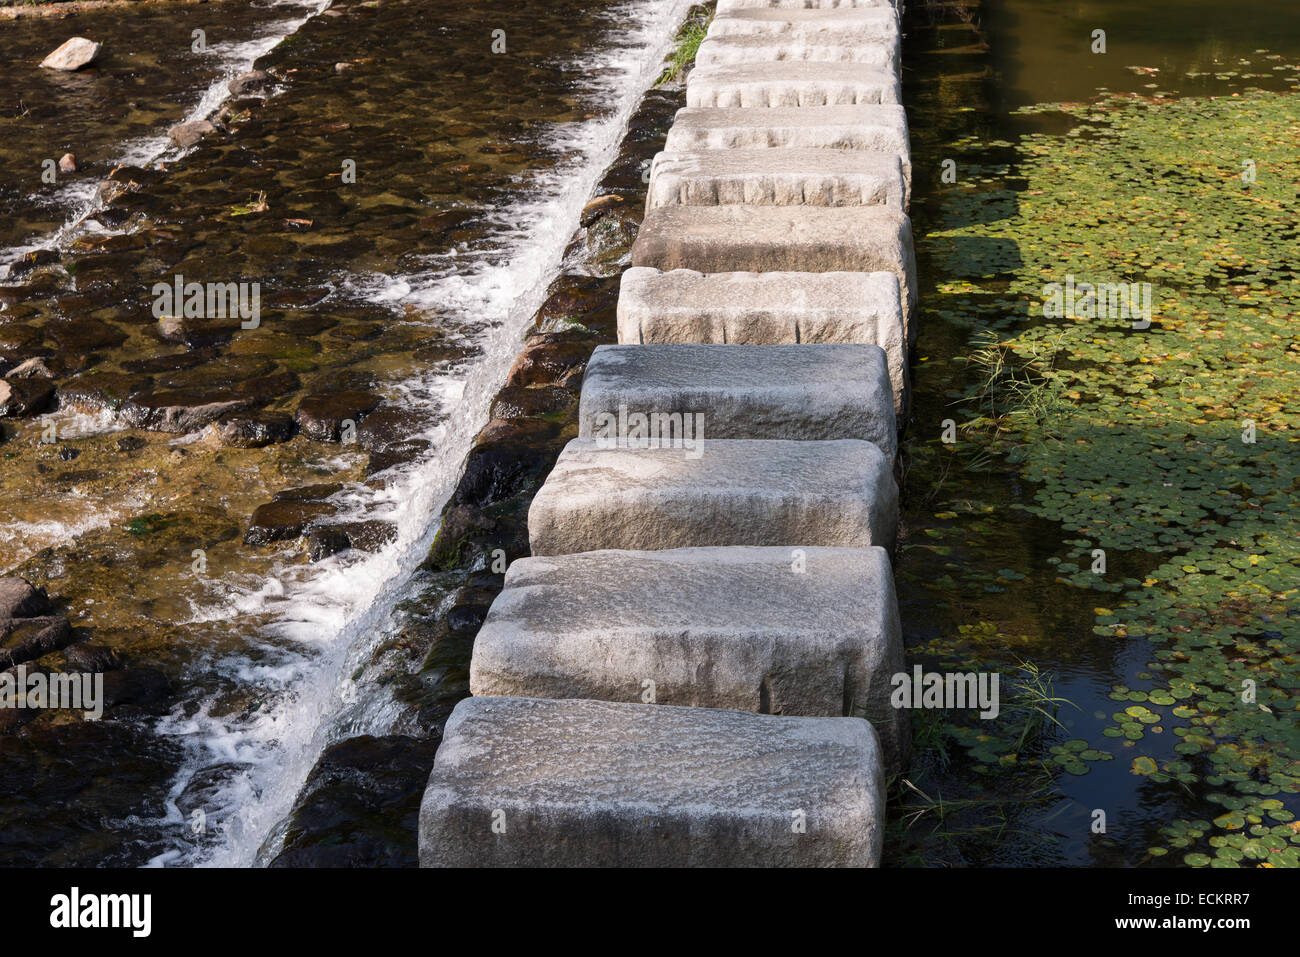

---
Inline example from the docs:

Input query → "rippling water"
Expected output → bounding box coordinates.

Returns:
[0,0,693,867]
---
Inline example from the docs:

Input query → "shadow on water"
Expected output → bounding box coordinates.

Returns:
[892,0,1300,867]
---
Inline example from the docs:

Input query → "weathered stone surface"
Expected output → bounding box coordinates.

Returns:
[168,120,216,150]
[714,3,899,24]
[616,269,907,411]
[419,696,885,867]
[648,148,907,209]
[686,63,900,108]
[40,37,102,71]
[529,437,897,554]
[471,546,908,766]
[578,343,897,456]
[0,578,52,620]
[696,33,897,71]
[663,105,909,167]
[629,206,916,343]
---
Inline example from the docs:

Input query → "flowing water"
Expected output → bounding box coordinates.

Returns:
[0,0,693,867]
[4,0,1295,870]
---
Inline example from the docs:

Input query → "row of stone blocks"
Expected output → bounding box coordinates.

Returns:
[420,0,913,868]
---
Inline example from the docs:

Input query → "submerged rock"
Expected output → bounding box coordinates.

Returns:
[294,390,383,442]
[0,615,73,669]
[305,520,397,561]
[214,410,297,448]
[490,383,574,420]
[304,526,350,562]
[505,333,592,388]
[58,372,152,413]
[168,121,216,150]
[227,70,273,97]
[40,38,102,72]
[579,193,625,228]
[5,357,55,379]
[62,643,123,673]
[244,500,336,546]
[364,440,428,477]
[122,350,216,375]
[354,407,426,452]
[0,578,52,620]
[45,317,127,353]
[411,342,478,366]
[7,249,59,277]
[244,487,342,546]
[123,389,255,434]
[94,179,134,205]
[99,668,172,715]
[269,734,440,868]
[0,377,56,418]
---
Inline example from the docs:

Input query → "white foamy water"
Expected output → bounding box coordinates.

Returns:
[144,0,695,867]
[0,0,332,279]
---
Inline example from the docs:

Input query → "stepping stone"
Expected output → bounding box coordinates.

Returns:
[629,206,916,344]
[695,33,898,72]
[469,545,909,770]
[528,437,897,554]
[616,269,908,412]
[718,0,897,8]
[663,105,910,167]
[577,343,897,458]
[687,62,901,108]
[419,696,886,867]
[709,7,901,41]
[648,148,907,210]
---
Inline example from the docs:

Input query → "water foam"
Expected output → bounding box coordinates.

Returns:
[146,0,695,867]
[0,0,332,279]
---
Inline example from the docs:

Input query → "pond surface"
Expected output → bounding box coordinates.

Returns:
[895,0,1299,866]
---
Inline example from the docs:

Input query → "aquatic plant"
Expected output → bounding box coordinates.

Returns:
[928,88,1300,867]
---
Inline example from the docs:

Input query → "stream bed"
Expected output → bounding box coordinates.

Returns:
[0,0,693,867]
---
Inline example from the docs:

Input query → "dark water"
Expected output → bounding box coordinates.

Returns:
[0,0,689,866]
[895,0,1300,865]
